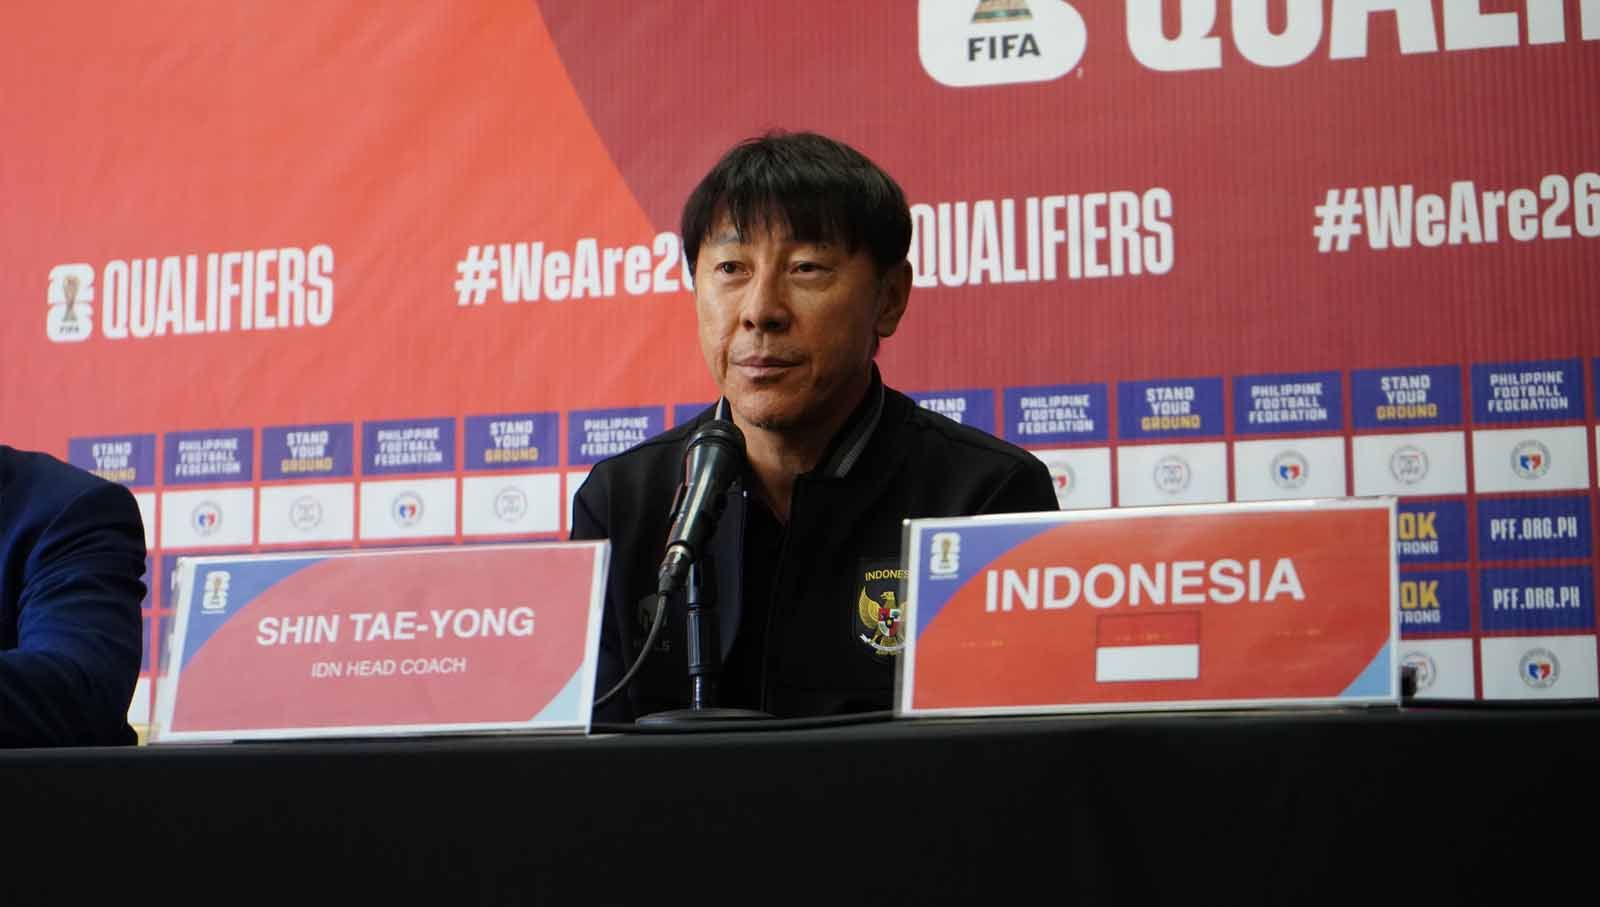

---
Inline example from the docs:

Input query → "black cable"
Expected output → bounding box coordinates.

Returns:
[591,589,669,712]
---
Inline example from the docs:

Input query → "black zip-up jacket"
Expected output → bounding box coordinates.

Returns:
[570,376,1058,722]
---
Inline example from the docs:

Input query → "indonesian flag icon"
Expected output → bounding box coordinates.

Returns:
[1095,612,1202,683]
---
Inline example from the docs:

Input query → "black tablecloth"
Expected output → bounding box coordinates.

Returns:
[5,705,1595,904]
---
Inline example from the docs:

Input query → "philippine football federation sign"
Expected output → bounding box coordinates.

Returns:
[898,499,1398,716]
[151,541,608,741]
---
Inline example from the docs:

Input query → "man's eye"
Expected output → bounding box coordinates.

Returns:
[792,262,825,274]
[714,262,741,274]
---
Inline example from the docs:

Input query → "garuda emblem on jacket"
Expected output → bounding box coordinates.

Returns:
[857,587,906,656]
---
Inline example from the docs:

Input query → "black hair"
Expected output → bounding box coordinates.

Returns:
[679,131,912,278]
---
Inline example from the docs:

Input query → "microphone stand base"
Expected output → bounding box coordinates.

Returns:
[636,707,774,727]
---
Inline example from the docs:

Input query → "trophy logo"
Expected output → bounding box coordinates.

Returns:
[46,263,96,343]
[60,275,81,325]
[919,0,1086,88]
[929,531,962,576]
[972,0,1032,23]
[201,571,232,614]
[1511,440,1551,480]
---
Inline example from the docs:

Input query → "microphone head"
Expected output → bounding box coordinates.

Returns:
[658,417,747,596]
[689,418,745,455]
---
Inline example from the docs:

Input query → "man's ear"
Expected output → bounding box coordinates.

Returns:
[874,260,913,340]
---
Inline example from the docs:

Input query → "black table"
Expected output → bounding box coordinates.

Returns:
[5,704,1596,904]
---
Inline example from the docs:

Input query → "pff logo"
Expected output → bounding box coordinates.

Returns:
[1519,648,1560,689]
[1511,440,1551,480]
[47,264,96,343]
[1270,451,1309,491]
[191,501,223,536]
[392,491,425,528]
[1050,461,1076,505]
[920,0,1086,88]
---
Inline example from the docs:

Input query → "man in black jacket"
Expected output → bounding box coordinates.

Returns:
[571,131,1057,722]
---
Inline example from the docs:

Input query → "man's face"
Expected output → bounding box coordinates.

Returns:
[694,217,909,436]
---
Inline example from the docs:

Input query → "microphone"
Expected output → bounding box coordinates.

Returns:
[656,419,746,597]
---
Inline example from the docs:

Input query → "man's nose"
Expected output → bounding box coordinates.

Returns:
[740,271,792,333]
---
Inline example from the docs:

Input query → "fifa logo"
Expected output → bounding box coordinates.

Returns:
[919,0,1086,88]
[200,571,232,614]
[929,531,963,576]
[47,264,96,343]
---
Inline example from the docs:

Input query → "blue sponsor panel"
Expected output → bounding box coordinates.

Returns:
[261,423,353,480]
[1002,383,1107,444]
[1233,371,1343,436]
[1351,365,1461,430]
[464,412,558,471]
[68,433,157,486]
[568,406,664,466]
[673,402,715,426]
[1398,569,1471,637]
[1117,377,1223,440]
[912,389,996,435]
[1478,497,1592,562]
[163,428,253,485]
[1471,358,1583,424]
[1396,500,1468,565]
[1480,566,1595,633]
[362,417,455,475]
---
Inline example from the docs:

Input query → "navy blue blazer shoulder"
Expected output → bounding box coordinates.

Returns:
[1,445,146,747]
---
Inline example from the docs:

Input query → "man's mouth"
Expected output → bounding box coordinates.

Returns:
[732,356,799,378]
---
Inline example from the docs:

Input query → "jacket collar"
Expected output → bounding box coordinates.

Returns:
[711,366,886,482]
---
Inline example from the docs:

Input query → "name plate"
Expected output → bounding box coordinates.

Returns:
[151,542,608,742]
[897,499,1397,716]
